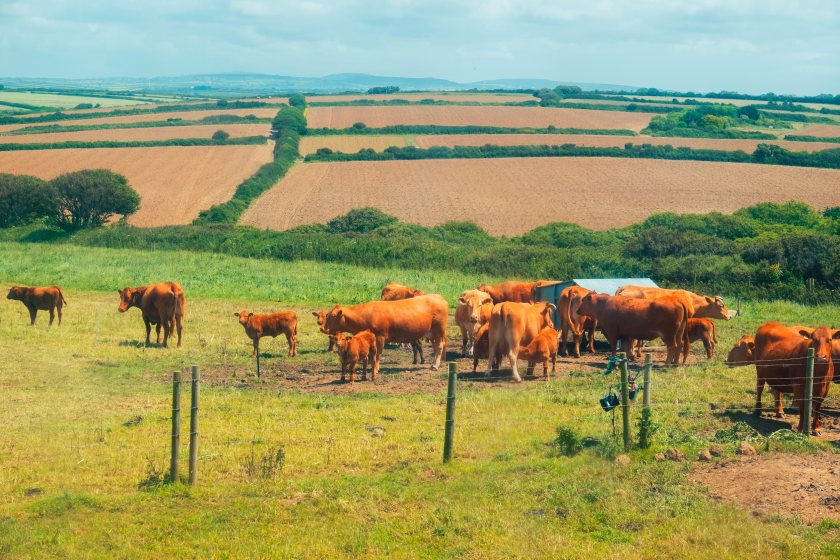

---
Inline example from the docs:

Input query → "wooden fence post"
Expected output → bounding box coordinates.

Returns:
[256,349,261,379]
[443,362,457,463]
[618,352,631,452]
[170,371,181,483]
[803,348,815,435]
[189,365,200,485]
[642,354,652,408]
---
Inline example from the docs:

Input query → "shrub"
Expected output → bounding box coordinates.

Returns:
[288,93,306,108]
[49,169,140,230]
[211,130,230,143]
[0,174,57,228]
[327,208,397,234]
[352,122,367,130]
[552,426,583,457]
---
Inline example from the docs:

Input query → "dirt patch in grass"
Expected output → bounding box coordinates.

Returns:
[692,453,840,523]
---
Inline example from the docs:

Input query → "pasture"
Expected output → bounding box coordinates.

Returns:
[1,241,840,558]
[306,105,658,132]
[241,157,840,235]
[0,144,275,226]
[0,91,152,110]
[0,123,270,144]
[11,108,280,128]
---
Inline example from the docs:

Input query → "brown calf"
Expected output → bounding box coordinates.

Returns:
[685,318,718,361]
[7,285,67,326]
[235,310,298,357]
[333,330,378,383]
[517,327,559,379]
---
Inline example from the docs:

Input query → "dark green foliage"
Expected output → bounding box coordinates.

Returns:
[645,105,780,139]
[288,94,306,108]
[211,130,230,143]
[637,408,658,449]
[734,201,823,229]
[49,169,140,230]
[271,106,307,136]
[737,105,761,120]
[0,174,57,227]
[367,86,399,94]
[783,135,840,144]
[551,426,583,457]
[823,207,840,220]
[73,103,95,110]
[326,208,398,234]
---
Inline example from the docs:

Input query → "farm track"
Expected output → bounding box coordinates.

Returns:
[299,133,840,155]
[0,144,274,226]
[242,157,840,235]
[0,123,270,143]
[306,105,657,132]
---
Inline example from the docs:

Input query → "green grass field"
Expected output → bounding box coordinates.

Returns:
[0,91,158,110]
[1,241,839,558]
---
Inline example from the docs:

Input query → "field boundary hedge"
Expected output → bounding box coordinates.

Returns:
[0,136,267,151]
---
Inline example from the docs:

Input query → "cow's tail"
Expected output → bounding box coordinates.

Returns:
[57,287,67,305]
[678,302,690,364]
[712,321,718,345]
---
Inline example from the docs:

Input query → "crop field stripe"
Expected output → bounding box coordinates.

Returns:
[0,136,267,151]
[0,123,270,144]
[0,144,275,226]
[241,157,840,235]
[307,93,536,103]
[306,105,657,132]
[5,108,281,128]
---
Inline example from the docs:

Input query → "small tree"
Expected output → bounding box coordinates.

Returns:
[327,208,397,234]
[288,93,306,108]
[0,173,57,228]
[49,169,140,230]
[212,130,230,143]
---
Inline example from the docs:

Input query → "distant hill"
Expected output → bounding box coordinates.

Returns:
[0,73,638,95]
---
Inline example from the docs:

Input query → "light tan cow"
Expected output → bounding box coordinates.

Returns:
[455,289,493,356]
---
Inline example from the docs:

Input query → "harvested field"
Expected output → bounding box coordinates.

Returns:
[299,135,407,154]
[8,108,279,127]
[306,105,656,132]
[792,124,840,138]
[0,123,270,144]
[310,93,536,103]
[0,91,150,109]
[17,99,211,119]
[0,144,274,226]
[242,158,840,236]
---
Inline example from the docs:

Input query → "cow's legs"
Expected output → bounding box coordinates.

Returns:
[774,389,783,418]
[144,319,152,346]
[572,327,582,359]
[542,358,550,380]
[374,336,385,379]
[508,350,522,383]
[587,320,597,353]
[526,360,535,378]
[27,304,37,326]
[161,319,171,348]
[48,307,55,326]
[175,315,183,347]
[411,340,425,365]
[340,359,347,382]
[703,337,713,359]
[361,357,368,381]
[551,351,557,373]
[56,303,63,326]
[155,323,162,345]
[285,332,295,357]
[812,395,825,433]
[560,322,570,357]
[754,376,765,415]
[252,337,259,358]
[459,323,469,356]
[431,335,444,370]
[349,361,356,385]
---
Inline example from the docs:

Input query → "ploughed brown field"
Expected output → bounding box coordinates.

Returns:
[792,124,840,138]
[0,144,274,226]
[310,93,536,103]
[3,108,280,129]
[241,157,840,236]
[17,100,213,119]
[298,133,840,155]
[306,105,657,132]
[0,123,270,144]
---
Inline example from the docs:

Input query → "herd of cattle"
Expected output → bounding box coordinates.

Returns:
[6,278,839,433]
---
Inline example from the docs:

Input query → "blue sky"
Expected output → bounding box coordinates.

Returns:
[1,0,838,94]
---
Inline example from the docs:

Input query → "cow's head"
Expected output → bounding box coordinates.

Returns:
[459,290,493,324]
[703,295,734,320]
[312,310,331,333]
[726,335,754,367]
[578,291,599,314]
[117,287,144,313]
[6,286,24,301]
[804,326,840,365]
[332,332,349,353]
[234,311,254,326]
[323,305,346,334]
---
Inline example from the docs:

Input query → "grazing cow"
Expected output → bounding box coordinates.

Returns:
[333,331,377,383]
[577,292,688,365]
[726,335,755,367]
[476,280,550,304]
[685,318,718,360]
[381,282,425,301]
[234,310,298,357]
[455,289,493,356]
[754,322,840,433]
[322,294,449,377]
[517,327,559,379]
[312,310,337,351]
[6,285,67,326]
[485,301,555,382]
[557,285,597,358]
[118,281,185,347]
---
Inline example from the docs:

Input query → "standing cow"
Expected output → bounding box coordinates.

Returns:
[517,327,559,379]
[322,294,449,377]
[754,322,840,433]
[557,285,597,358]
[485,301,555,382]
[685,317,718,360]
[477,280,550,304]
[312,310,337,351]
[235,310,298,357]
[118,281,185,347]
[6,285,67,326]
[381,282,425,301]
[455,289,493,356]
[578,292,688,365]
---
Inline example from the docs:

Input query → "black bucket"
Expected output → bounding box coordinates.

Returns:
[600,392,620,412]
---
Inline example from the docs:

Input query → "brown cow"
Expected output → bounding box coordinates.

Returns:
[485,301,555,382]
[577,292,688,365]
[333,331,377,383]
[312,310,337,351]
[518,327,559,379]
[235,310,298,357]
[754,322,840,433]
[472,322,502,374]
[685,318,718,360]
[455,289,493,356]
[726,335,755,367]
[557,285,597,358]
[381,282,425,301]
[7,285,67,326]
[322,294,449,377]
[476,280,550,304]
[118,281,185,347]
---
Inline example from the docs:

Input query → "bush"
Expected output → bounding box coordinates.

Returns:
[352,122,367,130]
[0,174,57,227]
[552,426,583,457]
[327,208,397,234]
[272,106,307,136]
[288,93,306,108]
[49,169,140,230]
[211,130,230,143]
